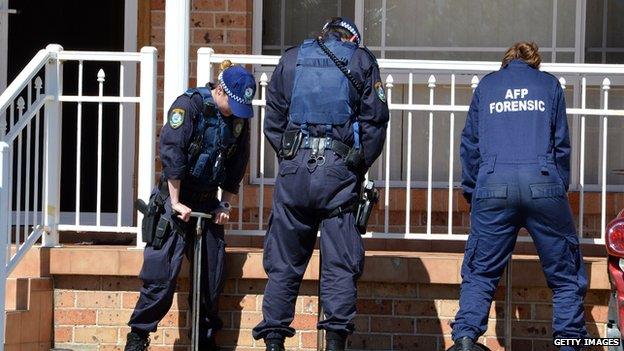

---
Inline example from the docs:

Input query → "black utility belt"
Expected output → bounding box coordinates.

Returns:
[279,131,364,168]
[301,137,351,158]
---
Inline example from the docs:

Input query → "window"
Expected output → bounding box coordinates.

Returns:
[261,0,355,54]
[363,0,577,62]
[254,0,624,188]
[585,0,624,64]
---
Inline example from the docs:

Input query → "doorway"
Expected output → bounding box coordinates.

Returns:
[5,0,138,227]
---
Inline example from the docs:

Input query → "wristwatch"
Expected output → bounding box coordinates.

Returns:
[219,201,231,213]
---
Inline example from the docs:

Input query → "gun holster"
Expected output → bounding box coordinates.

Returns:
[279,130,303,159]
[355,180,380,234]
[135,191,168,249]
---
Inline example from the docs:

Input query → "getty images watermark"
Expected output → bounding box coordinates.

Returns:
[554,338,621,347]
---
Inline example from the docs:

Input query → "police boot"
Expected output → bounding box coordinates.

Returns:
[265,338,285,351]
[445,337,490,351]
[124,331,150,351]
[325,331,347,351]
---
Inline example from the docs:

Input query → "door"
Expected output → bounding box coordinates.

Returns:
[7,0,138,229]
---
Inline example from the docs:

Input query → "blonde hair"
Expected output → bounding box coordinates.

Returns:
[219,59,234,74]
[501,42,542,69]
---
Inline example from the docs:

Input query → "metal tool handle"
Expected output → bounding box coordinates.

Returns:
[190,211,214,219]
[188,211,210,351]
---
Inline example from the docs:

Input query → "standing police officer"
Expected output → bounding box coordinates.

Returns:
[252,18,389,351]
[449,42,588,351]
[124,61,256,351]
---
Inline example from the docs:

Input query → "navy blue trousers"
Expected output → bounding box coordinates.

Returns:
[252,149,365,340]
[452,162,588,350]
[128,191,226,341]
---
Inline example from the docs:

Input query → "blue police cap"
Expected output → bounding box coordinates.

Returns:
[218,65,256,118]
[323,17,361,45]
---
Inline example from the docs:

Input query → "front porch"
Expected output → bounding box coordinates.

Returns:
[0,43,622,350]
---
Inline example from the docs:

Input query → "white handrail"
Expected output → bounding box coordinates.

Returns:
[0,49,49,112]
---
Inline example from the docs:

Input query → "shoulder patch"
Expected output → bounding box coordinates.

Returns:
[168,108,185,129]
[233,119,244,138]
[374,81,387,103]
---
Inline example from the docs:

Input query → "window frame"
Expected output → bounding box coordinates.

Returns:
[250,0,624,192]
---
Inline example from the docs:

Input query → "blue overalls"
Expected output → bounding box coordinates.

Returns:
[452,60,588,350]
[129,88,250,343]
[252,37,389,341]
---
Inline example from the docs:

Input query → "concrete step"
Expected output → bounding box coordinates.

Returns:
[8,246,49,279]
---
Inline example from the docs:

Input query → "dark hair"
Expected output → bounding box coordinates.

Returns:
[320,17,353,40]
[501,42,542,68]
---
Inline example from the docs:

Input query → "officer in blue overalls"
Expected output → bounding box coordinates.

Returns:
[124,62,256,351]
[448,42,588,351]
[251,18,389,351]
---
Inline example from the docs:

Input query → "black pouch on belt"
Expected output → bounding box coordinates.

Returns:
[279,130,303,159]
[151,217,171,250]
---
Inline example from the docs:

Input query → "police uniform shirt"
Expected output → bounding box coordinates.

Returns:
[159,90,250,194]
[264,32,390,169]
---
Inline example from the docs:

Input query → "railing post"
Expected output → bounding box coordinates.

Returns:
[42,44,63,247]
[197,47,214,87]
[136,46,158,248]
[0,142,8,351]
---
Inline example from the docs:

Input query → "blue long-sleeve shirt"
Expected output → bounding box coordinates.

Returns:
[460,60,571,203]
[160,91,250,194]
[263,33,389,169]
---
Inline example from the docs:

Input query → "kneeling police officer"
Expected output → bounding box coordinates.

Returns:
[124,61,256,351]
[449,42,588,351]
[252,17,389,351]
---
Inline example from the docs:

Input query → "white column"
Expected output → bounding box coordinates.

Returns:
[121,0,139,225]
[136,47,158,248]
[196,47,214,87]
[163,0,190,124]
[42,44,63,247]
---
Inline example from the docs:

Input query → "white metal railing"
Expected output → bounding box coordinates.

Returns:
[0,44,619,348]
[52,48,157,235]
[0,45,157,350]
[197,48,624,245]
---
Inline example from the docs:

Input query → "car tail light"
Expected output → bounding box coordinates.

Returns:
[607,219,624,257]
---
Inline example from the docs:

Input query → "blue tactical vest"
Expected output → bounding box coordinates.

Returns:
[289,38,361,148]
[184,87,241,186]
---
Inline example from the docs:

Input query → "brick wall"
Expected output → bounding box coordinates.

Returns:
[52,275,610,351]
[150,0,253,127]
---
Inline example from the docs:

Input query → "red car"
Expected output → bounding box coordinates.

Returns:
[604,208,624,349]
